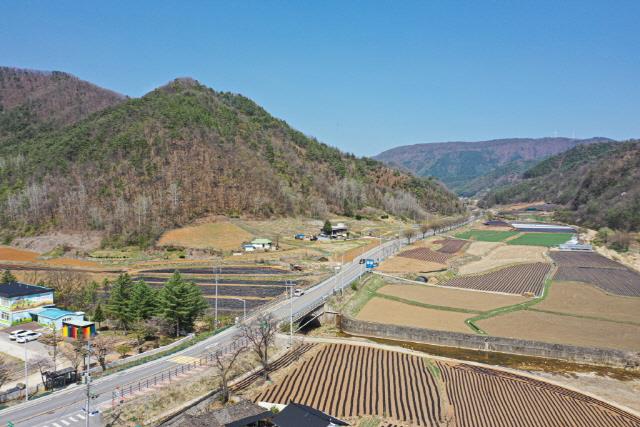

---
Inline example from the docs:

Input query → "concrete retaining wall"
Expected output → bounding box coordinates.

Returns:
[340,316,640,368]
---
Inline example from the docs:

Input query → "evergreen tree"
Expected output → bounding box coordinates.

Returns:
[93,303,105,328]
[129,280,156,321]
[106,273,134,332]
[157,271,207,336]
[0,270,16,285]
[322,219,333,235]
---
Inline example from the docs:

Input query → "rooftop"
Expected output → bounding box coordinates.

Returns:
[63,319,94,327]
[272,402,349,427]
[251,238,272,244]
[36,308,79,320]
[0,282,53,299]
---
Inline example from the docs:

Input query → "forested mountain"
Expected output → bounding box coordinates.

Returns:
[0,72,462,245]
[482,141,640,231]
[374,137,614,195]
[0,67,126,144]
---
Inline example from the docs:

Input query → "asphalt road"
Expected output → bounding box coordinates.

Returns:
[0,218,472,427]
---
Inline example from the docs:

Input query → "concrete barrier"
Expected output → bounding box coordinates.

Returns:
[339,316,640,368]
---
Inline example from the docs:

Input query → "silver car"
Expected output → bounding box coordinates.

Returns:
[8,329,28,341]
[16,331,41,343]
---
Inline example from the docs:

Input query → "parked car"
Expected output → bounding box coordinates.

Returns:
[16,331,41,343]
[294,233,305,240]
[293,288,305,297]
[9,329,28,340]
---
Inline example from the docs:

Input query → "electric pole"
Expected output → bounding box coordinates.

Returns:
[85,339,92,427]
[289,281,293,347]
[24,341,28,401]
[214,266,219,329]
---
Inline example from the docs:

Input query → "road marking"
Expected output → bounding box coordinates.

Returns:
[60,420,70,425]
[68,416,78,422]
[52,423,62,427]
[77,414,85,420]
[169,355,199,364]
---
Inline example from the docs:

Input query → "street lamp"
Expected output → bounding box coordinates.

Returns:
[213,266,221,329]
[23,340,28,401]
[229,298,246,321]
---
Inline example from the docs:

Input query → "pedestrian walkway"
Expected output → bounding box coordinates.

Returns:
[169,355,199,364]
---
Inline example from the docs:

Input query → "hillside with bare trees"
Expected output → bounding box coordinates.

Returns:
[0,72,462,245]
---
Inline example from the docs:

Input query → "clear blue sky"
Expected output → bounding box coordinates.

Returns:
[2,1,639,156]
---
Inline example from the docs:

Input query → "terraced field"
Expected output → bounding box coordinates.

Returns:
[441,263,551,295]
[550,251,627,269]
[433,239,467,254]
[397,248,452,264]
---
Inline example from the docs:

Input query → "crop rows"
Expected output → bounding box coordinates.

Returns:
[137,276,292,286]
[140,266,290,275]
[550,251,628,270]
[434,239,467,254]
[554,267,640,297]
[437,362,640,427]
[441,263,551,295]
[255,344,444,426]
[398,248,452,264]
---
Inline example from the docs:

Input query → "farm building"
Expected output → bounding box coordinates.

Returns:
[271,402,348,427]
[484,219,510,227]
[168,399,273,427]
[510,222,576,233]
[33,307,86,330]
[558,243,593,252]
[323,222,348,239]
[247,238,273,251]
[0,282,54,327]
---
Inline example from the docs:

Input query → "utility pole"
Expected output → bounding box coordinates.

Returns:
[24,341,28,401]
[289,281,293,347]
[85,340,92,427]
[214,266,219,329]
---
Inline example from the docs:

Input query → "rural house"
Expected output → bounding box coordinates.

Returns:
[0,282,54,327]
[250,238,273,250]
[33,307,87,331]
[323,223,348,239]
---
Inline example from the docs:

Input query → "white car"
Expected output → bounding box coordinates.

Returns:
[293,288,305,297]
[9,329,28,340]
[16,331,41,343]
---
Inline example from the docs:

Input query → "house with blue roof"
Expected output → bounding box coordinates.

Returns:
[33,307,86,330]
[0,282,54,327]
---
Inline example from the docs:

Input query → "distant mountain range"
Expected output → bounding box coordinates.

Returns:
[374,137,615,196]
[481,140,640,231]
[0,66,462,245]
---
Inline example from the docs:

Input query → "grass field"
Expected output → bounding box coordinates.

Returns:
[477,310,640,351]
[507,233,573,247]
[158,222,253,250]
[458,245,547,275]
[535,281,640,324]
[454,230,519,242]
[376,257,447,273]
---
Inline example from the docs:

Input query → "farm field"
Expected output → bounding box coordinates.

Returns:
[357,298,472,333]
[377,284,528,312]
[454,229,519,242]
[477,310,640,351]
[441,263,551,295]
[535,281,640,324]
[397,247,453,264]
[457,244,547,275]
[436,362,640,427]
[252,343,640,427]
[463,241,501,257]
[506,232,573,247]
[433,238,467,254]
[554,267,640,297]
[253,343,446,426]
[157,221,253,250]
[376,257,446,274]
[550,251,628,269]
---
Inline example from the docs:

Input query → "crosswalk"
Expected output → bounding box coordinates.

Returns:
[169,355,200,364]
[39,412,86,427]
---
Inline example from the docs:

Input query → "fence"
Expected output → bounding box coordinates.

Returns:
[340,316,640,368]
[112,336,249,404]
[0,384,42,404]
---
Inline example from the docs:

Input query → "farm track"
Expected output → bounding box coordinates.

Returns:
[136,276,293,287]
[433,239,467,254]
[397,248,452,264]
[254,344,444,426]
[441,263,551,295]
[437,362,640,426]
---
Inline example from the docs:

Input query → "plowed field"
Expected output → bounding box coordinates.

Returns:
[433,239,467,254]
[437,362,640,427]
[554,267,640,297]
[550,251,627,269]
[397,248,452,264]
[441,263,551,295]
[255,344,445,426]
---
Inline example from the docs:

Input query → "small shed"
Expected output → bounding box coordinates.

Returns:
[250,238,273,250]
[33,308,85,330]
[272,402,349,427]
[62,319,96,340]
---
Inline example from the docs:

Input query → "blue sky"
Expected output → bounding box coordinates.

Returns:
[1,1,639,156]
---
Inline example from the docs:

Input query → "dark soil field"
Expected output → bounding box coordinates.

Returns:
[136,276,292,286]
[437,362,640,427]
[398,248,452,264]
[550,251,628,269]
[434,239,467,254]
[554,267,640,297]
[441,263,551,295]
[140,266,290,275]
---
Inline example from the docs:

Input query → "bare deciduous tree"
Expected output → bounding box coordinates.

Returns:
[0,356,11,390]
[91,335,117,371]
[40,325,64,372]
[240,314,277,380]
[402,228,415,244]
[212,343,247,404]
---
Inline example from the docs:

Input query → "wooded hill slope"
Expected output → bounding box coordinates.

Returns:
[374,137,613,195]
[481,141,640,231]
[0,66,126,144]
[0,72,462,245]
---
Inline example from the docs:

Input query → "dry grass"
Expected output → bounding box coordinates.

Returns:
[158,222,253,250]
[356,297,472,333]
[45,257,100,268]
[458,244,547,275]
[378,284,528,311]
[536,281,640,323]
[464,241,501,257]
[477,310,640,351]
[337,239,381,262]
[376,256,447,273]
[0,246,40,262]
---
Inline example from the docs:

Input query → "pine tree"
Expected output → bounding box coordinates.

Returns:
[0,270,17,285]
[92,303,105,328]
[129,280,156,321]
[106,273,134,332]
[157,271,207,336]
[322,219,333,235]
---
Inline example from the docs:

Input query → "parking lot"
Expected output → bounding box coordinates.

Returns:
[0,322,49,361]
